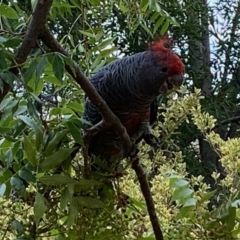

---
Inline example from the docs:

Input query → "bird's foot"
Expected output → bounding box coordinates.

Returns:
[144,133,160,152]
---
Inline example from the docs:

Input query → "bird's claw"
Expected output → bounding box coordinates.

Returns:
[144,133,160,152]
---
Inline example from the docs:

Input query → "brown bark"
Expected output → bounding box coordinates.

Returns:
[0,0,53,102]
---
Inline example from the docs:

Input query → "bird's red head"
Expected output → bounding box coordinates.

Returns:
[150,38,185,93]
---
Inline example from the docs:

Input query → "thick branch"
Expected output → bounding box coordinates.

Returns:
[0,0,53,103]
[131,157,163,240]
[39,26,133,153]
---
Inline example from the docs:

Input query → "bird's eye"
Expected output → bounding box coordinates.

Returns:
[162,67,168,72]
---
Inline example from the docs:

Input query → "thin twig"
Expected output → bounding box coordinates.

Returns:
[213,115,240,130]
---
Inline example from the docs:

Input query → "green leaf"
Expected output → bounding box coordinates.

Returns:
[24,59,37,84]
[231,223,240,238]
[11,220,24,234]
[225,206,236,230]
[4,38,22,48]
[0,4,18,19]
[178,206,194,219]
[0,97,14,111]
[74,178,103,192]
[131,198,147,210]
[1,99,18,119]
[61,107,75,115]
[39,174,77,185]
[52,53,64,82]
[79,30,95,38]
[172,179,189,188]
[160,20,169,35]
[18,170,36,183]
[0,36,7,43]
[45,75,62,85]
[140,23,153,37]
[11,99,20,115]
[169,174,184,185]
[23,134,37,166]
[12,141,21,156]
[62,55,76,77]
[0,51,8,70]
[0,184,6,196]
[232,200,240,208]
[168,16,179,26]
[35,131,43,150]
[153,2,161,12]
[10,177,24,190]
[34,73,44,96]
[0,127,11,133]
[151,12,160,22]
[66,122,83,145]
[34,192,47,226]
[35,55,47,88]
[149,0,156,10]
[60,183,74,210]
[50,107,62,116]
[119,4,128,13]
[153,16,165,34]
[172,188,194,201]
[66,102,84,113]
[140,0,149,11]
[183,198,197,207]
[92,59,106,73]
[199,190,217,203]
[5,148,13,165]
[98,38,116,50]
[88,0,100,6]
[75,196,105,208]
[18,115,42,134]
[31,0,38,10]
[13,121,26,138]
[66,198,78,226]
[40,148,76,170]
[13,105,28,117]
[58,234,68,240]
[100,47,118,58]
[27,101,40,120]
[91,55,102,71]
[69,0,81,8]
[44,129,68,156]
[29,92,42,104]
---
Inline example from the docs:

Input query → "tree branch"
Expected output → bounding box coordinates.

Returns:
[0,0,53,103]
[213,115,240,130]
[131,156,163,240]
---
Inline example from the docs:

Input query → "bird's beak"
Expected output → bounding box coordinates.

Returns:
[167,73,184,88]
[158,73,184,94]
